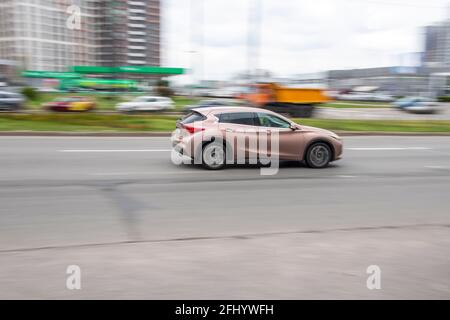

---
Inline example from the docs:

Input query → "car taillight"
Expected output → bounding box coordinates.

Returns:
[182,124,205,134]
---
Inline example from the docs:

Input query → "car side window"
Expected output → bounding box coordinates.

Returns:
[218,112,256,126]
[256,113,291,128]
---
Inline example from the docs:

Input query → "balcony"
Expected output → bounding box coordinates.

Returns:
[127,52,146,57]
[128,30,146,36]
[129,16,146,21]
[127,23,146,28]
[127,59,146,64]
[128,1,146,6]
[128,45,146,50]
[128,38,146,43]
[128,9,146,14]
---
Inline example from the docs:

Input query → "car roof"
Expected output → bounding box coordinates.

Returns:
[196,106,281,116]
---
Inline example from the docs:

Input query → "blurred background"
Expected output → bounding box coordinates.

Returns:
[1,0,450,126]
[0,0,450,300]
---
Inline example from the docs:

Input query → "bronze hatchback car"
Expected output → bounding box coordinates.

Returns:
[172,106,343,170]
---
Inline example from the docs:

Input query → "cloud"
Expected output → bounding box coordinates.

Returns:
[163,0,450,81]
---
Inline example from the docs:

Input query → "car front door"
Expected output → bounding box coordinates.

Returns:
[255,112,304,161]
[143,98,157,110]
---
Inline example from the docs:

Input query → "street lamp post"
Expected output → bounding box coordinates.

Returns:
[247,0,263,83]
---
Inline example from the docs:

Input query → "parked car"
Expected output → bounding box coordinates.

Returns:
[116,96,174,112]
[172,106,343,170]
[393,97,440,114]
[0,91,25,111]
[44,97,95,112]
[36,87,60,93]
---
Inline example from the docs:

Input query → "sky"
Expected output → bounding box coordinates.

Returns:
[162,0,450,83]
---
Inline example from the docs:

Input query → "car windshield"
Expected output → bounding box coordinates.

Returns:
[397,97,413,102]
[418,98,434,102]
[134,97,150,102]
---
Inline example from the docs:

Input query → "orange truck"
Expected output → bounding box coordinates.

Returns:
[239,83,330,117]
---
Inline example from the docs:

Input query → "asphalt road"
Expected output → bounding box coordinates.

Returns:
[0,136,449,299]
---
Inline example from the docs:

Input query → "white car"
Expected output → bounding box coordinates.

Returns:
[393,97,440,114]
[116,96,174,112]
[0,91,25,111]
[36,87,60,93]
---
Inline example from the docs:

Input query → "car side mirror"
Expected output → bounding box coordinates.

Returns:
[290,123,299,130]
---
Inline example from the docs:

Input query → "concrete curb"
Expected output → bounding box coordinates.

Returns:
[1,131,450,137]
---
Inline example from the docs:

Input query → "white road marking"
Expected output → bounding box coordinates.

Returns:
[61,147,433,153]
[91,171,211,176]
[348,147,431,151]
[424,165,450,170]
[60,149,171,153]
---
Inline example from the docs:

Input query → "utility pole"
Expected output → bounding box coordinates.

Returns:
[247,0,263,83]
[190,0,204,87]
[189,0,196,90]
[198,0,204,84]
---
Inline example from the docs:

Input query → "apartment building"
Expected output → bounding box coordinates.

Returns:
[108,0,160,66]
[0,0,160,72]
[423,18,450,68]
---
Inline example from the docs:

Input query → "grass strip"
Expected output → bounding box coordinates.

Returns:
[0,114,450,133]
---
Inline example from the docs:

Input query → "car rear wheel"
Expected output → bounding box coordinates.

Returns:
[305,142,332,168]
[202,141,226,170]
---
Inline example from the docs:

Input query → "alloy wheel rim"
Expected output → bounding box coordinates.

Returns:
[204,144,225,168]
[310,145,329,167]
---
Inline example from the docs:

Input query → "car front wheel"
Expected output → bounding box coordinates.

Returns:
[305,142,332,168]
[202,141,226,170]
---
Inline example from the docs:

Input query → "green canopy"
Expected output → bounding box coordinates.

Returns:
[71,66,184,75]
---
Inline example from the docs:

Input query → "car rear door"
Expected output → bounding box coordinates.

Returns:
[217,112,260,163]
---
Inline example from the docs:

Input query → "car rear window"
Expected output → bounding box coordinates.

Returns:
[218,112,256,126]
[180,111,206,124]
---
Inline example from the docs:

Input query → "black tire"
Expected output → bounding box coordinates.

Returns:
[202,141,226,170]
[305,142,332,169]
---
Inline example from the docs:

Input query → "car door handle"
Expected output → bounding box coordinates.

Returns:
[225,128,234,133]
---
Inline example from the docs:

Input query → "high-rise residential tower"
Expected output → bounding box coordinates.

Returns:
[423,19,450,68]
[0,0,161,71]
